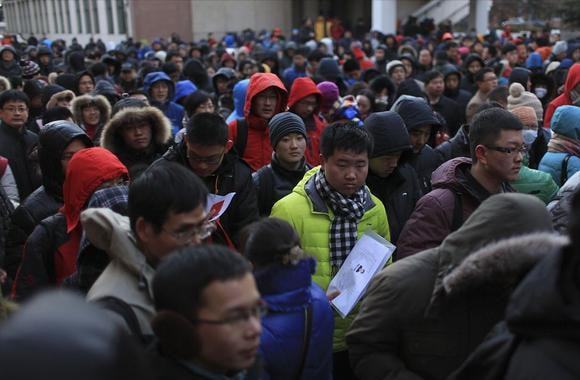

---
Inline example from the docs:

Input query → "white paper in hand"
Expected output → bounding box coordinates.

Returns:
[206,193,236,222]
[328,231,395,318]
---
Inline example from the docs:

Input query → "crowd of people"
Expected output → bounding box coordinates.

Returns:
[0,16,579,379]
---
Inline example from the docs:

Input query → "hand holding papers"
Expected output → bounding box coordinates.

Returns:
[206,193,236,222]
[328,232,396,318]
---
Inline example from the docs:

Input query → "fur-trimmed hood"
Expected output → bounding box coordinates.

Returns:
[46,89,75,110]
[101,106,172,153]
[443,233,568,297]
[0,76,12,91]
[70,94,111,127]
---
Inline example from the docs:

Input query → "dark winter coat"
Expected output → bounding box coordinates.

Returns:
[346,194,555,380]
[101,106,172,176]
[7,121,92,279]
[252,155,310,216]
[160,144,258,248]
[450,235,578,380]
[366,164,422,245]
[257,259,333,380]
[434,124,470,167]
[431,95,462,137]
[396,157,515,260]
[0,121,39,200]
[547,171,580,235]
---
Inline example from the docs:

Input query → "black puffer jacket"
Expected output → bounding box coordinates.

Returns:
[363,111,423,244]
[434,124,471,167]
[7,122,91,278]
[159,143,259,247]
[252,154,311,216]
[392,96,442,194]
[0,121,39,200]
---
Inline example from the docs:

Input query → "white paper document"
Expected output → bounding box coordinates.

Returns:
[206,192,236,222]
[328,232,396,318]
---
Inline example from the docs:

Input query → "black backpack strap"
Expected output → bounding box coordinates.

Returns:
[450,191,463,233]
[296,303,313,379]
[560,154,572,185]
[96,296,149,345]
[234,118,248,158]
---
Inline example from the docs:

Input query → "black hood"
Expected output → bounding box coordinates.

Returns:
[67,50,86,73]
[183,58,212,92]
[463,54,484,70]
[363,111,411,156]
[0,291,152,380]
[38,120,93,198]
[393,96,442,131]
[509,67,531,89]
[73,70,95,96]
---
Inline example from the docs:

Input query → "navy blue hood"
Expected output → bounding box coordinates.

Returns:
[143,71,175,100]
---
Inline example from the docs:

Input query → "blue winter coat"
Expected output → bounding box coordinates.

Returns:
[143,71,184,135]
[256,258,333,380]
[226,79,249,124]
[539,105,580,186]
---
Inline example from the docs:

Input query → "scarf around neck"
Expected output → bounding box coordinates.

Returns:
[314,169,366,269]
[548,133,580,156]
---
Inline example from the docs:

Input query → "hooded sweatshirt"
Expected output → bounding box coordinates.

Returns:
[226,79,249,124]
[288,77,327,166]
[12,148,128,299]
[544,63,580,128]
[227,73,288,171]
[143,71,184,135]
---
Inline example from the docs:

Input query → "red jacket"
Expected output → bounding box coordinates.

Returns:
[288,77,327,166]
[544,63,580,129]
[228,73,288,171]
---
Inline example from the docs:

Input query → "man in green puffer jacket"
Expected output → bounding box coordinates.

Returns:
[271,121,390,380]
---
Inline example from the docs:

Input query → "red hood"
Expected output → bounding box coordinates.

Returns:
[244,73,288,119]
[563,63,580,100]
[287,77,322,111]
[62,147,128,233]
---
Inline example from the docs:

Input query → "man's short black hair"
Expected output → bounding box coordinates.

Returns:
[475,67,494,83]
[469,107,523,162]
[488,85,509,105]
[424,70,444,85]
[42,106,73,125]
[0,90,30,109]
[186,112,228,146]
[184,90,213,118]
[166,51,182,63]
[320,121,374,158]
[89,62,108,77]
[128,162,208,233]
[153,244,252,317]
[343,59,360,73]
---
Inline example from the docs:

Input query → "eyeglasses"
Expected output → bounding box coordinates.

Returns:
[162,221,216,242]
[191,301,268,326]
[3,107,27,114]
[485,145,528,156]
[186,149,225,165]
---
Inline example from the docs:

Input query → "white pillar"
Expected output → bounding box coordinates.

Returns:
[68,0,79,35]
[475,0,491,35]
[372,0,397,35]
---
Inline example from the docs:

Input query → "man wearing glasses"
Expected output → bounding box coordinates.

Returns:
[466,67,498,123]
[85,162,211,342]
[0,90,39,200]
[159,112,258,249]
[151,245,263,379]
[397,108,521,260]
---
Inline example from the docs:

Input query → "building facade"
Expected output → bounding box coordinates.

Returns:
[2,0,489,46]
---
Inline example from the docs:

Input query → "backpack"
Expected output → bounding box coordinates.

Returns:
[96,296,154,346]
[560,154,572,186]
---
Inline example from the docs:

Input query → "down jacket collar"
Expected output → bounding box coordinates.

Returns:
[426,193,553,316]
[100,106,172,154]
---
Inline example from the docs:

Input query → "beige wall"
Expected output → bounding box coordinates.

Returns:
[191,0,293,41]
[130,0,192,42]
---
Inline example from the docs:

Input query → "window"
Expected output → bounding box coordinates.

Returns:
[106,0,114,34]
[116,0,126,34]
[76,0,83,33]
[83,0,92,33]
[65,0,72,33]
[92,0,99,33]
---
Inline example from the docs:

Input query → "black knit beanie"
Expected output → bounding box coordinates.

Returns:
[269,112,307,148]
[363,111,411,157]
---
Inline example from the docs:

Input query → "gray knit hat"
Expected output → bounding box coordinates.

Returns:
[268,112,307,148]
